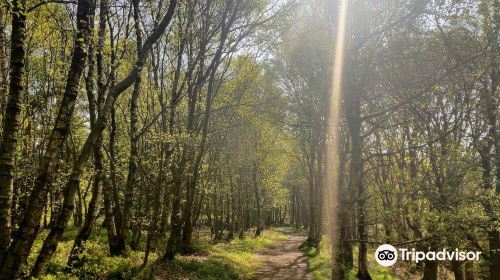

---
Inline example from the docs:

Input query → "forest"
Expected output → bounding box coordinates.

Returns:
[0,0,498,279]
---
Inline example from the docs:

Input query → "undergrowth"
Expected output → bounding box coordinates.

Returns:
[300,237,398,280]
[31,227,286,280]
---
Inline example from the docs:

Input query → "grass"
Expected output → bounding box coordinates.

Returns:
[209,229,288,277]
[33,228,154,280]
[301,237,398,280]
[156,228,288,280]
[153,258,241,280]
[28,226,404,279]
[29,226,287,279]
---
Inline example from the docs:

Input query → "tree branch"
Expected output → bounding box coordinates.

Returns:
[27,0,77,13]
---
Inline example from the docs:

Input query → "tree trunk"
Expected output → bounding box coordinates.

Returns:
[451,261,465,280]
[164,162,184,260]
[254,164,262,237]
[346,91,371,280]
[0,0,26,264]
[332,141,353,279]
[0,8,8,114]
[488,231,500,279]
[93,0,121,256]
[306,134,318,246]
[227,177,236,240]
[119,0,143,252]
[422,260,438,280]
[108,108,125,254]
[74,184,83,227]
[464,261,473,280]
[103,178,120,255]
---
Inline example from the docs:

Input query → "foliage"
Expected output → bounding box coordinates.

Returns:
[302,238,398,280]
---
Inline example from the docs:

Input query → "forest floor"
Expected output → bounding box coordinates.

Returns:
[254,227,313,280]
[34,226,289,280]
[32,226,405,280]
[152,227,294,280]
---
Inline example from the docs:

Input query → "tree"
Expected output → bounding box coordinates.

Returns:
[0,0,27,263]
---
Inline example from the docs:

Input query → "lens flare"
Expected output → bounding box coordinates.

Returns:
[324,0,348,276]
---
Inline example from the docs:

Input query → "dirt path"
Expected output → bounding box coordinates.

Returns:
[254,228,314,280]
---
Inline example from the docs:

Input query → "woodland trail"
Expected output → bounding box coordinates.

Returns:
[254,228,314,280]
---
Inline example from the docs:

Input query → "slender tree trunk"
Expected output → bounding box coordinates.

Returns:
[422,260,438,280]
[0,0,26,264]
[451,261,465,280]
[314,137,324,243]
[254,163,262,237]
[464,261,473,280]
[103,178,120,255]
[74,184,83,227]
[109,108,124,253]
[119,0,143,251]
[238,180,244,238]
[143,52,168,266]
[332,140,353,279]
[164,162,184,260]
[93,0,121,256]
[227,177,236,240]
[306,135,318,246]
[346,91,371,280]
[143,175,162,266]
[165,28,204,254]
[0,8,8,115]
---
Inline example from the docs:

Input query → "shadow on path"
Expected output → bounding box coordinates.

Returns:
[254,228,313,280]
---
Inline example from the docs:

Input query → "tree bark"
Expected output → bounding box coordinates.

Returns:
[117,0,143,252]
[306,134,318,246]
[332,138,353,279]
[108,107,124,254]
[0,0,26,265]
[422,260,438,280]
[451,261,465,280]
[464,261,473,280]
[254,162,262,237]
[164,160,185,260]
[346,91,371,280]
[93,0,121,256]
[0,8,8,114]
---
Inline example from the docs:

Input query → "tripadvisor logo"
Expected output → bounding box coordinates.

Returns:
[374,244,481,267]
[375,244,398,267]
